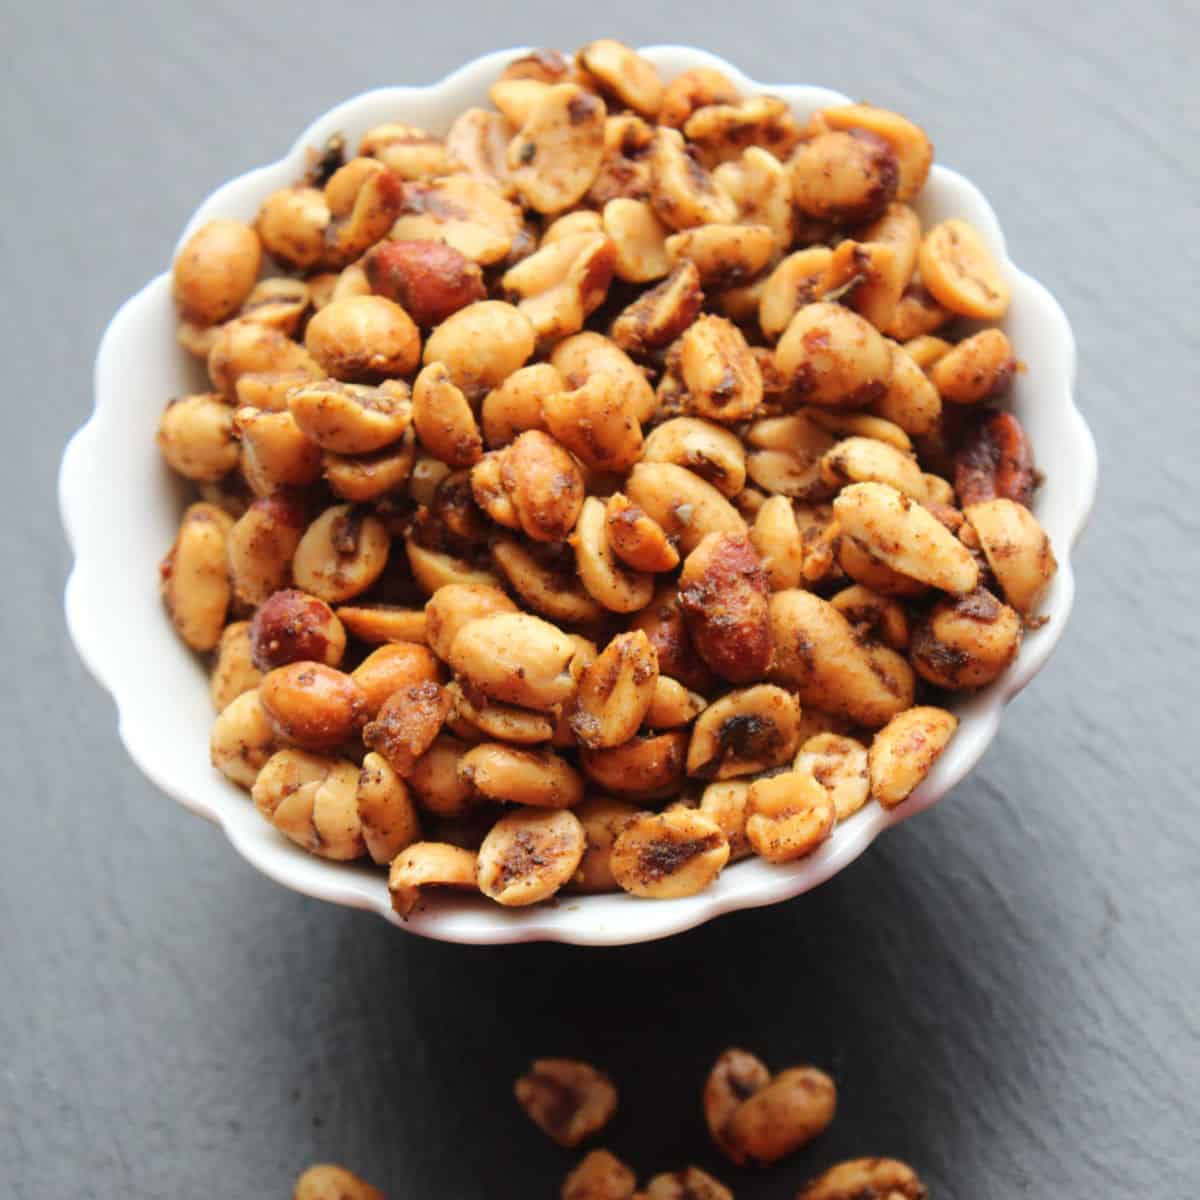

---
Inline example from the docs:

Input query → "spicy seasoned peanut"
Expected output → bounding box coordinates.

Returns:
[515,1058,618,1148]
[642,1168,732,1200]
[798,1157,928,1200]
[721,1064,837,1166]
[159,45,1055,914]
[562,1148,637,1200]
[294,1163,385,1200]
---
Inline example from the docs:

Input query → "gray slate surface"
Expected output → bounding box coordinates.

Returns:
[4,2,1198,1196]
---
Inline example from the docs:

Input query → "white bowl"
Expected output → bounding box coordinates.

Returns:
[59,45,1097,946]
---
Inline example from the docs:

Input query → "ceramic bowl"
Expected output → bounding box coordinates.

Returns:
[60,45,1097,945]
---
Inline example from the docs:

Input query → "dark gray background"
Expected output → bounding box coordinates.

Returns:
[4,2,1197,1196]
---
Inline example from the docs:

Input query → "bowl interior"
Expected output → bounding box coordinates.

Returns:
[61,45,1094,945]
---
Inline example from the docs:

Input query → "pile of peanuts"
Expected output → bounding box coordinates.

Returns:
[158,40,1058,913]
[293,1049,927,1198]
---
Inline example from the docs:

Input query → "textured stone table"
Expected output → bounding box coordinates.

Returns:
[5,3,1198,1196]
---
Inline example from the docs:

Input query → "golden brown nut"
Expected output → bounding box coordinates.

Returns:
[624,462,745,556]
[791,129,898,226]
[160,501,233,652]
[477,807,586,905]
[252,752,366,860]
[359,120,448,178]
[570,631,659,749]
[508,83,607,214]
[250,588,345,671]
[965,498,1056,618]
[580,731,689,799]
[364,238,485,328]
[769,589,915,728]
[293,1163,385,1200]
[566,797,640,893]
[210,689,277,788]
[703,1048,771,1160]
[405,734,477,817]
[603,198,671,283]
[744,412,836,500]
[869,705,958,807]
[388,841,478,915]
[801,1160,927,1200]
[605,494,679,573]
[173,219,262,325]
[795,733,871,821]
[629,585,713,694]
[676,315,763,423]
[918,218,1010,319]
[610,260,704,356]
[562,1148,637,1200]
[664,222,774,289]
[746,770,836,863]
[256,186,330,271]
[578,39,664,117]
[362,681,451,776]
[839,202,922,330]
[411,361,484,467]
[659,67,739,128]
[157,393,239,481]
[338,605,429,646]
[686,684,801,780]
[829,584,909,651]
[572,496,655,614]
[910,588,1022,689]
[758,247,833,341]
[448,611,576,710]
[459,743,584,808]
[641,1168,732,1200]
[696,782,752,860]
[304,294,420,382]
[481,363,559,447]
[234,407,323,497]
[503,428,590,541]
[543,373,643,472]
[259,661,367,751]
[515,1059,618,1148]
[447,682,555,745]
[491,538,605,625]
[678,532,772,684]
[502,232,616,346]
[352,644,440,721]
[286,378,411,455]
[750,496,804,591]
[721,1066,837,1166]
[649,127,737,230]
[930,329,1016,404]
[551,332,656,424]
[833,482,979,594]
[292,504,390,604]
[324,428,417,501]
[210,621,262,712]
[820,435,926,498]
[775,302,894,409]
[392,174,522,264]
[422,300,536,398]
[610,808,729,898]
[871,342,942,435]
[818,103,933,201]
[685,94,800,167]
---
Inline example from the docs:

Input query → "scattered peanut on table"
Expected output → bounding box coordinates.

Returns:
[158,40,1057,914]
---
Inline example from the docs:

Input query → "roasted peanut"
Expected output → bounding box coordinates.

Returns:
[610,260,704,356]
[819,103,933,201]
[629,585,713,693]
[250,588,345,671]
[294,1163,384,1200]
[580,731,688,799]
[492,537,605,625]
[508,84,607,214]
[388,841,478,915]
[304,294,420,382]
[642,418,746,498]
[839,202,921,329]
[791,129,898,226]
[173,219,262,325]
[562,1148,637,1200]
[649,127,737,229]
[820,435,925,498]
[157,394,238,482]
[769,589,915,727]
[337,605,427,646]
[448,611,576,710]
[799,1157,927,1200]
[605,494,679,573]
[362,681,450,776]
[642,1168,732,1200]
[965,498,1056,617]
[910,588,1022,689]
[515,1059,617,1148]
[364,238,484,328]
[684,92,799,165]
[208,320,320,401]
[477,806,586,905]
[703,1048,771,1159]
[359,120,447,178]
[351,643,440,719]
[930,328,1016,404]
[750,495,804,591]
[664,222,774,289]
[830,583,909,650]
[209,689,276,788]
[422,300,535,398]
[795,733,870,821]
[258,661,366,751]
[686,685,801,779]
[678,532,772,684]
[458,742,583,808]
[234,408,322,497]
[551,332,656,424]
[257,753,365,860]
[721,1065,837,1165]
[675,314,762,422]
[758,247,833,341]
[286,378,411,456]
[395,171,522,261]
[745,770,835,863]
[578,39,664,118]
[445,107,512,188]
[481,363,559,447]
[406,537,499,596]
[324,427,416,501]
[567,797,640,893]
[625,462,745,556]
[919,217,1010,319]
[160,501,233,651]
[869,705,958,806]
[502,232,616,346]
[775,302,894,409]
[955,409,1035,507]
[405,734,476,817]
[694,781,751,860]
[610,809,730,897]
[210,621,262,712]
[447,682,555,745]
[571,496,655,614]
[871,341,942,435]
[884,282,952,340]
[744,412,836,500]
[644,676,706,730]
[543,373,644,472]
[659,67,739,128]
[410,361,484,468]
[292,504,390,603]
[603,198,671,283]
[255,186,330,270]
[569,631,659,748]
[834,481,978,593]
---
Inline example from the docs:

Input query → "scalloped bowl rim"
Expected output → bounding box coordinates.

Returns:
[60,45,1097,946]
